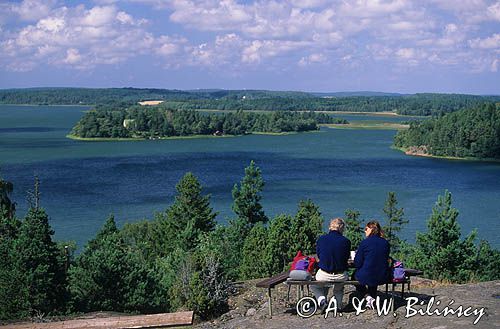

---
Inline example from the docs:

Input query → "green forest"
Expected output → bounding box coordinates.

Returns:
[1,88,499,116]
[1,162,499,322]
[70,107,347,139]
[394,103,500,159]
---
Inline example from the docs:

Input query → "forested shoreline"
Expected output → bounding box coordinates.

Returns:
[1,88,499,116]
[70,107,347,139]
[394,103,500,159]
[1,162,499,322]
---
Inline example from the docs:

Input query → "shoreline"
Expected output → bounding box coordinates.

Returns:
[0,103,92,107]
[393,146,500,163]
[0,104,422,118]
[321,122,409,130]
[66,130,315,141]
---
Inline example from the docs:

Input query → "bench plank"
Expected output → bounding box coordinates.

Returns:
[255,271,290,288]
[2,311,194,329]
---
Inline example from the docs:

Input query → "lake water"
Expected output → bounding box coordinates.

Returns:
[1,105,499,248]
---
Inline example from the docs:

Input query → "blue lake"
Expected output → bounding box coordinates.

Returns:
[1,105,499,248]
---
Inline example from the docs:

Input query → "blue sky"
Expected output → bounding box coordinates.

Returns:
[0,0,499,94]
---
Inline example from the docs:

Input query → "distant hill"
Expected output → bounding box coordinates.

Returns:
[1,88,499,116]
[312,91,404,97]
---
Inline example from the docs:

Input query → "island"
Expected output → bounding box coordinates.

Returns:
[68,105,348,140]
[394,103,500,160]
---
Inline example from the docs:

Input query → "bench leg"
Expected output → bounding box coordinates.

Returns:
[268,288,272,318]
[391,283,395,313]
[401,282,405,299]
[287,284,291,301]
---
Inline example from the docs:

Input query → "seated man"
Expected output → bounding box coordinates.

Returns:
[311,218,351,311]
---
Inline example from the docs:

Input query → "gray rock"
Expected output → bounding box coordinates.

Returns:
[246,308,257,317]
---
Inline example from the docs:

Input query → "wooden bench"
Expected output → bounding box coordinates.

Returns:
[2,311,194,329]
[257,268,423,316]
[255,271,290,317]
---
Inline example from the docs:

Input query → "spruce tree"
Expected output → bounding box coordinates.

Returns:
[344,209,363,250]
[69,215,165,313]
[265,214,292,275]
[240,222,269,279]
[289,199,323,258]
[383,192,408,252]
[410,190,476,282]
[69,215,125,312]
[475,240,500,281]
[156,173,216,254]
[231,161,267,228]
[14,206,65,315]
[0,206,27,320]
[0,172,15,219]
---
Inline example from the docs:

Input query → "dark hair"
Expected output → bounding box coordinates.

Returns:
[366,220,384,238]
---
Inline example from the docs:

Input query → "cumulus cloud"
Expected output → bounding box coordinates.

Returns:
[10,0,57,22]
[298,53,328,66]
[1,0,499,74]
[0,3,159,71]
[469,33,500,49]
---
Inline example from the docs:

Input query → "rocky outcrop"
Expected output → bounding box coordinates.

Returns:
[196,279,500,329]
[404,145,430,157]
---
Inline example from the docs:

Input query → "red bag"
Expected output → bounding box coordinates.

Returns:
[290,251,317,273]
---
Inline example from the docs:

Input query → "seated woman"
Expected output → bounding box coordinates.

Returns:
[311,218,351,311]
[354,220,391,309]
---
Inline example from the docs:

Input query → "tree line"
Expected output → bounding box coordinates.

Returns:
[1,163,499,322]
[0,88,311,105]
[394,103,500,159]
[159,93,500,116]
[1,88,499,117]
[70,107,347,139]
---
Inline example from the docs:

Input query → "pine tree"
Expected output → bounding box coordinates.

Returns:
[14,206,65,315]
[69,215,165,313]
[0,206,26,320]
[383,192,408,252]
[220,218,248,280]
[69,215,126,311]
[0,172,15,219]
[289,199,323,258]
[475,240,500,281]
[344,209,363,250]
[231,161,267,228]
[266,214,292,275]
[409,190,476,282]
[155,173,217,254]
[240,222,269,279]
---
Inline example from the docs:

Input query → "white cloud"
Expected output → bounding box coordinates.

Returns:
[469,33,500,49]
[64,48,82,64]
[1,0,499,74]
[242,39,309,64]
[298,53,328,66]
[487,2,500,21]
[0,4,158,71]
[396,48,416,59]
[491,58,498,72]
[169,0,252,31]
[80,6,117,26]
[10,0,57,22]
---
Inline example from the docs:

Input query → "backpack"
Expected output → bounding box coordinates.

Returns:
[392,260,406,282]
[290,251,317,273]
